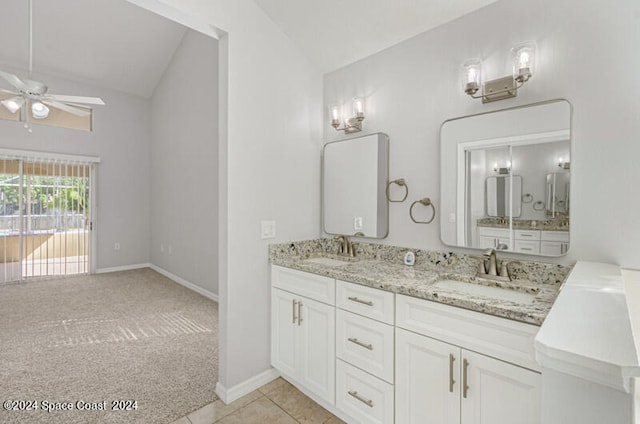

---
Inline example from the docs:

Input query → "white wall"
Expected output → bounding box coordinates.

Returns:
[150,30,219,296]
[131,0,323,393]
[324,0,640,269]
[0,67,151,270]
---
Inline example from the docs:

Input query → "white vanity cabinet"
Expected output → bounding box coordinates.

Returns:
[335,280,395,424]
[271,266,336,405]
[478,227,512,251]
[395,293,541,424]
[271,264,544,424]
[540,230,569,256]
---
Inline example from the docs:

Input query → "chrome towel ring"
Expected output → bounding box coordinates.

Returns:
[386,178,408,203]
[533,201,545,211]
[410,197,436,224]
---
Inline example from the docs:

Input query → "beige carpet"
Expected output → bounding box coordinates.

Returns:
[0,268,218,424]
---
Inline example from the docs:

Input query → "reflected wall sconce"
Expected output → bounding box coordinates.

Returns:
[463,42,536,103]
[329,97,365,134]
[558,157,570,170]
[493,161,511,174]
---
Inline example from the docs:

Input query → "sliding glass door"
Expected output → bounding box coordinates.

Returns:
[0,157,94,282]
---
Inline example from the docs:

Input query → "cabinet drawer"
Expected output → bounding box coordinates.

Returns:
[336,280,394,324]
[478,227,510,238]
[515,230,540,241]
[514,240,540,254]
[271,265,335,305]
[336,359,394,424]
[336,309,394,383]
[541,230,569,242]
[396,294,539,371]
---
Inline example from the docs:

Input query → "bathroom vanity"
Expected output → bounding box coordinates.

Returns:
[269,239,569,423]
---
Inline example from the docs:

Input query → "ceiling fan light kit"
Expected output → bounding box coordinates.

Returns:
[0,0,105,131]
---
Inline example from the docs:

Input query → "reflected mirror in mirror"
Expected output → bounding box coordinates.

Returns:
[486,175,522,218]
[441,99,571,257]
[322,132,389,238]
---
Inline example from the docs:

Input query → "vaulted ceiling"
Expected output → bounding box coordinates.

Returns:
[0,0,186,99]
[252,0,500,72]
[0,0,499,98]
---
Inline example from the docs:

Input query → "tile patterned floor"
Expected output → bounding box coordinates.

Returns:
[171,378,345,424]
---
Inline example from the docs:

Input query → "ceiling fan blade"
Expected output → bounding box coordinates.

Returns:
[45,94,105,106]
[42,100,91,117]
[0,70,26,91]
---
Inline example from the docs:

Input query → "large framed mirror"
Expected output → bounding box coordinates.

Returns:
[440,99,571,257]
[322,132,389,238]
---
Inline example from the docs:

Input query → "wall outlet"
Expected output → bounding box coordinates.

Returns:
[114,242,121,251]
[160,244,164,253]
[448,212,456,223]
[168,246,172,255]
[354,217,363,231]
[261,220,276,239]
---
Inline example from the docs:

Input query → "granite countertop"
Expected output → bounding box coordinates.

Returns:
[269,239,571,326]
[477,217,569,231]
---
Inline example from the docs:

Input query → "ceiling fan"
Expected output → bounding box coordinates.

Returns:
[0,0,105,127]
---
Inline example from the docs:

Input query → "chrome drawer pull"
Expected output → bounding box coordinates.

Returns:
[463,358,470,399]
[449,353,456,393]
[348,337,373,351]
[347,296,373,306]
[348,390,373,408]
[292,300,297,324]
[297,301,303,326]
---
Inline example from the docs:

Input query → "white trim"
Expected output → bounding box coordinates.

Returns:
[126,0,223,39]
[215,368,280,404]
[0,147,101,164]
[96,263,151,274]
[149,264,219,302]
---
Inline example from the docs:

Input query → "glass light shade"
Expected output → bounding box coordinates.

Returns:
[512,42,536,82]
[352,97,365,119]
[31,101,49,119]
[1,96,25,114]
[461,59,482,95]
[329,104,342,127]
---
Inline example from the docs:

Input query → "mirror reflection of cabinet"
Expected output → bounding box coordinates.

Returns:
[440,100,571,257]
[322,133,389,238]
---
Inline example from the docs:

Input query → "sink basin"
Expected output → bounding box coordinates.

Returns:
[432,279,536,304]
[303,256,353,267]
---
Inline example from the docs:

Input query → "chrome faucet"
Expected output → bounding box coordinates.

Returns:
[334,235,355,257]
[477,248,510,281]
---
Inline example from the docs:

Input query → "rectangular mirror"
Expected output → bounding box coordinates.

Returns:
[441,99,571,257]
[322,132,389,238]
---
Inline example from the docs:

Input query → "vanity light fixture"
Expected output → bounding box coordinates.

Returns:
[463,41,536,103]
[558,157,570,170]
[493,161,511,174]
[329,97,365,134]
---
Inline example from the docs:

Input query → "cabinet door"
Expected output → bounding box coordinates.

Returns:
[540,241,562,256]
[271,289,297,377]
[396,328,461,424]
[461,350,540,424]
[298,295,336,405]
[479,236,496,249]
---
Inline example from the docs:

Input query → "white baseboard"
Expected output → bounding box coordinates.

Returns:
[149,264,219,302]
[215,368,280,404]
[96,263,151,274]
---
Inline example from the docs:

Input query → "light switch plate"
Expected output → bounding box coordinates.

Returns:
[261,220,276,239]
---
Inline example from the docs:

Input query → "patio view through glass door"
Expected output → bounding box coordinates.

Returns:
[0,157,93,282]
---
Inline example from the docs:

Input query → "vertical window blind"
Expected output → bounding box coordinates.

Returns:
[0,150,98,282]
